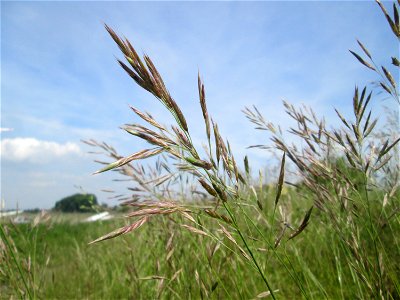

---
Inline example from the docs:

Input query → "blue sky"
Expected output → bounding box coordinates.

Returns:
[1,1,398,209]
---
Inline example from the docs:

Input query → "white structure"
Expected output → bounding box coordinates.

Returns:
[13,215,30,224]
[0,210,23,218]
[84,211,113,222]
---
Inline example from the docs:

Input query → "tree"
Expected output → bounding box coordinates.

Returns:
[54,193,98,213]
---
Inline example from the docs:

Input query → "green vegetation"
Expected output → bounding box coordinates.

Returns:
[1,0,399,299]
[54,193,98,213]
[1,195,397,299]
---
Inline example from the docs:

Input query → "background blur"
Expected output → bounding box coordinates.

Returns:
[1,1,397,209]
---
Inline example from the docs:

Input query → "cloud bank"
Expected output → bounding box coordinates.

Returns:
[1,137,81,163]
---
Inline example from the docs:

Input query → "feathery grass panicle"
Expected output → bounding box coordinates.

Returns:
[89,216,148,244]
[91,25,279,290]
[93,148,164,175]
[198,72,211,141]
[275,152,286,207]
[105,24,188,132]
[84,6,400,298]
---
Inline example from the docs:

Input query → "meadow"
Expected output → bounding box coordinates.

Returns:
[1,186,397,300]
[1,1,399,299]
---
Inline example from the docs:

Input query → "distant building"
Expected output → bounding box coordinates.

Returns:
[13,215,30,224]
[84,212,113,222]
[0,210,23,218]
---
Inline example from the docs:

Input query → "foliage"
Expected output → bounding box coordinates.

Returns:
[54,193,98,213]
[81,1,400,298]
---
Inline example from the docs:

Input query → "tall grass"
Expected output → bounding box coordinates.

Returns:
[85,0,399,298]
[0,212,51,299]
[85,20,323,300]
[1,0,398,299]
[0,192,398,298]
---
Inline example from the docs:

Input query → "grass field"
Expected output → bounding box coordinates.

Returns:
[2,1,399,299]
[1,184,399,299]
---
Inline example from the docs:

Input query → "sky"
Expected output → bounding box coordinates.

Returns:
[1,1,398,209]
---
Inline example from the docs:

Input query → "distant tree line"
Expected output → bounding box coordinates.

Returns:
[54,193,98,213]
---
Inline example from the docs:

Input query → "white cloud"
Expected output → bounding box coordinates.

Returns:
[0,128,14,132]
[1,137,81,163]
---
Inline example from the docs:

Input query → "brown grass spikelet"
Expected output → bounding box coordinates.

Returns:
[180,211,197,224]
[93,148,164,174]
[170,268,182,282]
[129,105,166,131]
[198,179,218,197]
[184,156,213,170]
[288,207,313,241]
[172,126,192,150]
[198,72,211,140]
[125,207,178,218]
[349,50,376,71]
[380,82,393,95]
[105,24,188,132]
[256,290,280,298]
[392,56,400,66]
[204,209,232,224]
[123,125,171,148]
[356,40,372,59]
[89,216,148,244]
[244,155,250,175]
[381,66,397,88]
[231,154,240,183]
[275,152,286,207]
[210,179,228,202]
[274,226,287,249]
[376,0,400,37]
[212,121,221,164]
[220,224,251,261]
[181,224,209,237]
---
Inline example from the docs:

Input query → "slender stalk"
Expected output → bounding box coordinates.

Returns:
[0,224,33,300]
[32,226,39,300]
[222,201,277,300]
[362,173,383,297]
[238,203,309,299]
